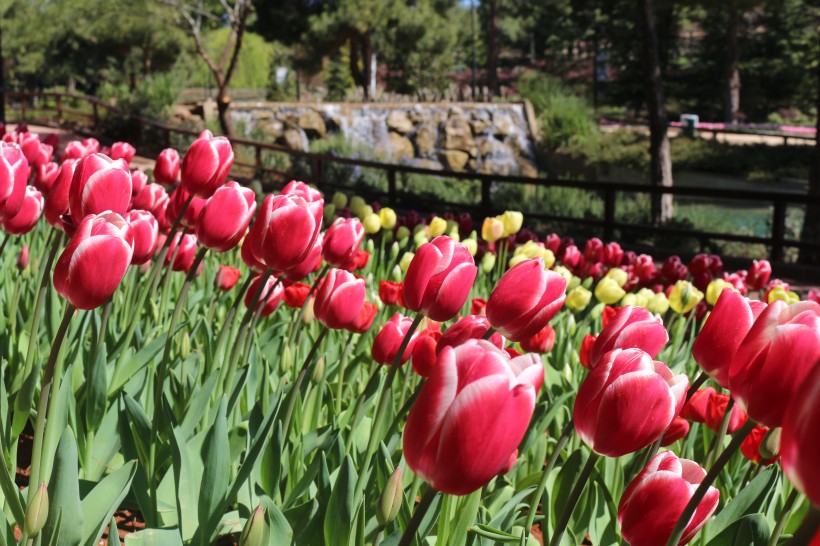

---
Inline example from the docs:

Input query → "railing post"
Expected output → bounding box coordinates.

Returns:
[481,177,492,216]
[164,128,172,149]
[56,95,63,120]
[21,92,27,120]
[603,189,616,241]
[770,201,786,262]
[255,145,263,170]
[92,102,99,129]
[387,168,397,207]
[312,158,323,184]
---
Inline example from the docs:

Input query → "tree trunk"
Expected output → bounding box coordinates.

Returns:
[348,35,366,98]
[216,86,233,136]
[724,0,741,123]
[637,0,673,224]
[362,34,373,101]
[798,46,820,265]
[487,0,500,97]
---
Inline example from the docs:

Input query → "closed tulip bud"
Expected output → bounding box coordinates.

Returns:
[332,191,348,209]
[283,282,311,308]
[380,207,397,229]
[563,286,591,313]
[426,216,445,237]
[215,265,242,291]
[621,293,638,307]
[349,195,366,217]
[126,210,159,265]
[373,313,420,365]
[245,275,285,318]
[248,193,323,273]
[520,324,556,353]
[391,264,403,283]
[760,427,781,461]
[704,392,748,433]
[239,504,266,546]
[25,482,49,537]
[594,277,625,305]
[481,216,504,242]
[179,332,191,360]
[404,340,543,495]
[323,217,365,267]
[728,300,820,427]
[301,296,315,324]
[404,237,477,322]
[746,259,771,291]
[462,238,477,256]
[661,416,690,446]
[741,425,778,465]
[132,183,170,220]
[412,229,429,248]
[180,130,234,198]
[17,244,30,270]
[692,290,764,389]
[69,153,132,218]
[377,467,403,526]
[480,251,496,273]
[323,203,336,225]
[486,258,566,341]
[313,269,366,329]
[153,148,180,186]
[130,169,148,196]
[574,348,687,456]
[589,306,668,370]
[54,212,134,310]
[165,232,199,272]
[618,451,719,546]
[767,285,800,304]
[195,181,256,252]
[379,280,403,306]
[500,210,523,236]
[669,280,704,314]
[110,141,136,164]
[579,334,596,369]
[312,357,325,383]
[645,292,670,315]
[2,185,43,234]
[605,267,628,287]
[394,226,409,242]
[399,251,415,272]
[0,142,30,220]
[438,315,504,352]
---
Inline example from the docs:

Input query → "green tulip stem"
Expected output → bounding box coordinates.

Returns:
[705,397,736,468]
[789,505,820,546]
[335,331,356,414]
[550,451,599,546]
[482,326,496,340]
[386,379,426,442]
[213,274,253,379]
[685,372,708,403]
[397,486,439,546]
[288,263,330,346]
[665,419,756,546]
[354,313,424,506]
[768,488,801,546]
[281,327,329,436]
[0,231,10,257]
[525,418,575,535]
[28,303,76,504]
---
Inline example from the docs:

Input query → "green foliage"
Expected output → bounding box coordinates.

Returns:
[184,29,277,89]
[518,73,599,148]
[324,49,355,101]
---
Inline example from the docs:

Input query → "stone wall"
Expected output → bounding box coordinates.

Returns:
[229,102,539,177]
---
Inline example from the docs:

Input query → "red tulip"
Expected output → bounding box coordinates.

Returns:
[284,282,311,308]
[782,363,820,505]
[704,393,747,434]
[679,387,715,423]
[589,306,669,370]
[110,142,136,164]
[544,233,561,253]
[603,241,623,267]
[214,265,241,291]
[411,334,438,377]
[165,186,207,230]
[0,142,29,220]
[244,275,284,317]
[574,348,688,457]
[126,210,159,265]
[343,248,370,272]
[485,258,567,341]
[153,148,181,186]
[248,193,324,273]
[165,232,198,272]
[34,161,60,193]
[372,313,420,366]
[618,451,719,546]
[403,340,543,495]
[741,425,778,466]
[313,268,365,330]
[281,180,323,204]
[721,271,748,296]
[132,183,170,220]
[2,186,43,234]
[69,153,132,218]
[44,160,75,230]
[403,236,477,322]
[180,130,234,198]
[584,237,603,263]
[348,301,378,334]
[379,280,403,306]
[130,170,148,196]
[53,212,134,310]
[561,244,581,268]
[195,181,256,252]
[520,324,556,353]
[635,254,655,284]
[728,300,820,428]
[437,315,504,352]
[746,260,772,291]
[661,256,688,283]
[579,334,596,369]
[470,297,487,316]
[661,416,690,446]
[692,290,765,389]
[241,237,267,274]
[282,235,323,282]
[323,217,365,267]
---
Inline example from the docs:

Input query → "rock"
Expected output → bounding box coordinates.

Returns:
[413,158,443,171]
[517,158,538,178]
[492,113,514,137]
[280,127,309,152]
[297,109,326,138]
[470,119,491,135]
[415,124,438,157]
[439,150,470,171]
[260,119,284,139]
[252,110,274,120]
[444,115,475,154]
[386,111,414,134]
[389,132,415,160]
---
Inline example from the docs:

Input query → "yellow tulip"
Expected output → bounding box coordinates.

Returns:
[429,217,447,237]
[635,288,655,308]
[349,196,366,217]
[396,226,410,241]
[357,204,374,221]
[379,207,397,229]
[767,286,800,304]
[605,267,629,288]
[646,292,670,315]
[332,191,348,210]
[481,217,505,243]
[621,293,638,307]
[399,252,415,272]
[594,277,626,305]
[463,238,477,256]
[705,279,736,306]
[501,210,524,237]
[363,213,381,235]
[669,280,703,314]
[553,265,573,284]
[566,286,592,311]
[508,254,527,268]
[480,252,496,273]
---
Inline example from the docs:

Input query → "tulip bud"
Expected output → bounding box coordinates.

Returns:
[17,245,30,271]
[332,191,348,209]
[69,153,132,218]
[761,427,781,460]
[358,204,374,221]
[391,265,403,283]
[313,269,366,330]
[196,181,257,252]
[462,238,477,256]
[480,252,496,273]
[349,196,366,217]
[396,225,410,241]
[311,357,325,383]
[605,267,628,288]
[180,130,234,198]
[153,148,181,186]
[645,292,670,315]
[669,280,703,314]
[428,216,447,237]
[180,332,191,360]
[377,467,403,526]
[25,482,49,537]
[380,207,397,229]
[399,252,414,272]
[239,504,266,546]
[481,217,504,242]
[594,277,625,305]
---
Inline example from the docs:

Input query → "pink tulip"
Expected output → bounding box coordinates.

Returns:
[574,348,688,457]
[165,232,198,272]
[313,268,366,330]
[130,170,148,196]
[584,237,603,263]
[403,236,478,322]
[241,237,267,274]
[603,241,623,267]
[560,244,581,268]
[180,130,234,198]
[635,254,655,284]
[195,181,256,252]
[110,142,136,164]
[322,217,365,268]
[53,212,134,310]
[618,451,719,546]
[34,161,60,194]
[63,140,91,161]
[728,300,820,428]
[485,258,566,341]
[693,290,766,388]
[153,148,180,186]
[281,179,323,204]
[0,142,29,220]
[373,313,421,366]
[588,306,669,370]
[131,183,170,220]
[215,265,242,291]
[126,210,159,265]
[283,235,323,282]
[44,160,76,230]
[247,192,324,273]
[2,186,43,234]
[244,275,285,317]
[165,186,207,229]
[746,260,772,291]
[437,315,504,352]
[782,363,820,505]
[69,153,132,219]
[403,340,543,495]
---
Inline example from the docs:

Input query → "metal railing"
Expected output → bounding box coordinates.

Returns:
[7,90,820,270]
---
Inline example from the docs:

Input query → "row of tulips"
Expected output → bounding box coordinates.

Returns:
[0,122,819,546]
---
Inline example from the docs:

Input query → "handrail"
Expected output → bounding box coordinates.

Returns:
[6,89,820,268]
